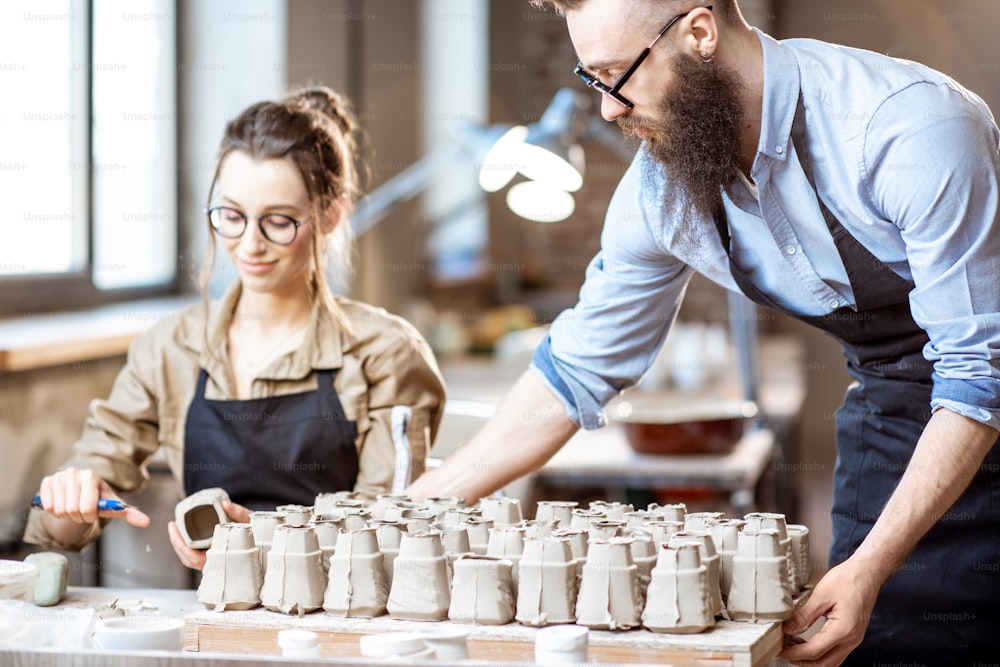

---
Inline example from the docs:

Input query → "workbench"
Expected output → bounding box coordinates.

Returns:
[439,333,804,517]
[538,427,777,517]
[0,586,796,666]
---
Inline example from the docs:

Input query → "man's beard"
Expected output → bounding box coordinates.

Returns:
[619,52,745,235]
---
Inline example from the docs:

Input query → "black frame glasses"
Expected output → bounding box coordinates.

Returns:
[205,206,308,246]
[574,5,712,110]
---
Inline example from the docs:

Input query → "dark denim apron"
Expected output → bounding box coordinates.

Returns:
[713,133,1000,663]
[183,369,359,511]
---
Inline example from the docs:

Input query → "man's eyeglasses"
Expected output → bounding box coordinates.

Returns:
[205,206,308,246]
[574,5,712,110]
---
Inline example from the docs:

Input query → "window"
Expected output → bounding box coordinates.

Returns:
[0,0,177,314]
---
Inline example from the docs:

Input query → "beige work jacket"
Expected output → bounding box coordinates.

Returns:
[24,284,446,550]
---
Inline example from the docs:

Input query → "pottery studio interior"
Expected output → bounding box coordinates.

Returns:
[1,0,999,665]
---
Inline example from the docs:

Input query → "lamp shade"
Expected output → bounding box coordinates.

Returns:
[478,125,529,193]
[515,137,584,192]
[505,181,575,223]
[515,88,587,191]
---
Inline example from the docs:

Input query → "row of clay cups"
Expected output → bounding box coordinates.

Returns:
[177,487,662,552]
[659,510,811,595]
[199,522,392,616]
[251,500,812,601]
[201,493,808,615]
[198,519,799,630]
[198,522,622,625]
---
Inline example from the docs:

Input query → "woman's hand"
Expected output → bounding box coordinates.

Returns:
[167,499,252,571]
[36,467,150,527]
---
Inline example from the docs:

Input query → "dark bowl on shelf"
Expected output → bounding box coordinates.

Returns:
[618,400,758,456]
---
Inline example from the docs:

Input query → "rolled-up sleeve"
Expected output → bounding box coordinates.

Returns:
[23,331,163,550]
[533,153,695,429]
[866,82,1000,431]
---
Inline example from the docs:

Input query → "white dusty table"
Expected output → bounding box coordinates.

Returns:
[183,596,791,666]
[0,586,796,666]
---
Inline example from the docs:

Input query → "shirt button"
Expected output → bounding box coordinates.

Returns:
[829,299,841,309]
[775,145,784,154]
[785,245,797,255]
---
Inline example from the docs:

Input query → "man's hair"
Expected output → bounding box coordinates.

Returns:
[529,0,739,24]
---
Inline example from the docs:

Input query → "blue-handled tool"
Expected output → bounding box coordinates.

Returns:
[31,495,129,512]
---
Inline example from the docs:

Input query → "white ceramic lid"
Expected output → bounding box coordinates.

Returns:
[535,625,589,651]
[359,632,427,657]
[277,629,318,650]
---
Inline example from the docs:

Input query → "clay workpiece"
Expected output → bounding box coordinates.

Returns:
[175,487,231,550]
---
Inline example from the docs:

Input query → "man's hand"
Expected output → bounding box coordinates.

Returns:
[779,557,882,666]
[167,499,251,571]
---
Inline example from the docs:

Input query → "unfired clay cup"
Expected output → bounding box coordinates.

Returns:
[372,519,407,586]
[260,524,325,616]
[275,504,313,526]
[448,555,515,625]
[744,512,795,592]
[534,500,578,527]
[478,497,523,527]
[197,523,262,611]
[175,487,230,550]
[727,528,793,623]
[323,527,387,618]
[425,496,465,519]
[569,508,606,530]
[668,530,723,618]
[710,518,745,599]
[588,501,633,521]
[575,538,641,630]
[588,519,626,542]
[459,517,493,555]
[786,524,811,591]
[372,494,413,520]
[642,542,714,634]
[652,503,687,523]
[516,536,577,626]
[386,531,451,621]
[486,526,526,597]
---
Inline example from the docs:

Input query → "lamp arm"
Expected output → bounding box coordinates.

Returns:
[351,142,466,237]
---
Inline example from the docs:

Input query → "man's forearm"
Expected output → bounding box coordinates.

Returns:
[406,368,580,504]
[850,407,998,582]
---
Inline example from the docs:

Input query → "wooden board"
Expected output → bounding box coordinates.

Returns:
[184,607,786,667]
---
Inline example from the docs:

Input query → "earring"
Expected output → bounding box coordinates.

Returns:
[701,51,715,63]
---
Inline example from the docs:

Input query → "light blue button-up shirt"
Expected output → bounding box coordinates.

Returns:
[533,29,1000,432]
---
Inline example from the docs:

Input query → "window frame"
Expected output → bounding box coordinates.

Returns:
[0,0,180,317]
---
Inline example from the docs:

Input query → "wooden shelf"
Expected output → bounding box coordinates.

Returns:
[0,296,198,372]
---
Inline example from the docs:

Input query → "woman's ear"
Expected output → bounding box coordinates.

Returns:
[319,197,346,235]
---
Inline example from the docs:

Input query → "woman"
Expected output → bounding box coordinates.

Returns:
[25,86,446,570]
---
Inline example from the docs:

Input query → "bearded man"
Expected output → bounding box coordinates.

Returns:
[408,2,1000,663]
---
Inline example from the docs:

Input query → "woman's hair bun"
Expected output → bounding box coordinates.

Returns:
[287,85,357,136]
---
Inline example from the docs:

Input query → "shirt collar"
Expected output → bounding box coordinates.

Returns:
[180,281,345,382]
[754,27,801,164]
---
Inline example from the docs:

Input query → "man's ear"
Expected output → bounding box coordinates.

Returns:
[681,6,719,61]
